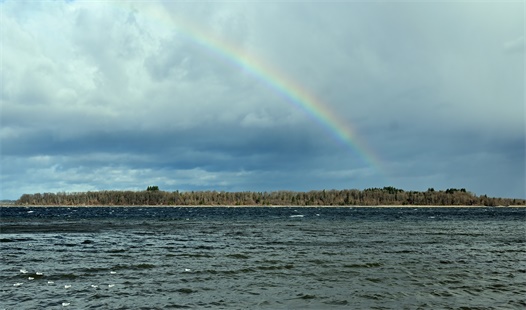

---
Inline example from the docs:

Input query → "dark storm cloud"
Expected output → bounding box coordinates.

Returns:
[1,0,523,200]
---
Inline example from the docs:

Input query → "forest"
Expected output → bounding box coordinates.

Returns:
[15,187,526,206]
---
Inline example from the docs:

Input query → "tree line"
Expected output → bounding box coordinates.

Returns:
[15,187,525,206]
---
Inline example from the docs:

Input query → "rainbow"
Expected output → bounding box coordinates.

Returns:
[112,2,383,171]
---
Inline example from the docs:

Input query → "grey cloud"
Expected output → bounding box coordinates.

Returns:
[1,0,524,200]
[503,36,524,54]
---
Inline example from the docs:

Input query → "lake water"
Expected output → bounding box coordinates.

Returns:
[1,206,525,309]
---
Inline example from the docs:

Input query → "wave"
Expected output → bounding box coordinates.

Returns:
[0,237,35,242]
[343,262,383,268]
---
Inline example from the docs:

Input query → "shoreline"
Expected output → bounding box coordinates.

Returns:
[2,204,525,208]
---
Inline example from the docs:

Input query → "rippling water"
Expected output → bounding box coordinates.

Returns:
[1,206,525,309]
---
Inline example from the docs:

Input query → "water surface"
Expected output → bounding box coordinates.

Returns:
[1,206,525,309]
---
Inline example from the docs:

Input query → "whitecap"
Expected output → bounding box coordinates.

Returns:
[20,269,28,274]
[91,285,98,288]
[108,284,115,288]
[13,282,23,286]
[64,285,71,288]
[36,272,43,275]
[62,302,70,306]
[28,277,34,280]
[290,215,304,218]
[110,271,117,274]
[48,281,54,284]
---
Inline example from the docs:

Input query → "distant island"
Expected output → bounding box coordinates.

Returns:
[13,187,526,206]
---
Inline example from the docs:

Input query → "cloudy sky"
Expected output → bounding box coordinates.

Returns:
[1,0,524,200]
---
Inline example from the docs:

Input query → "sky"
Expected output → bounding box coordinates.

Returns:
[1,0,524,200]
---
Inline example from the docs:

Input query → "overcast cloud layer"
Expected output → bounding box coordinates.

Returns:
[1,1,524,200]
